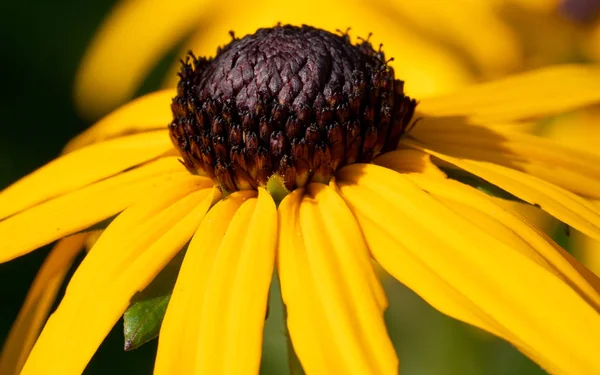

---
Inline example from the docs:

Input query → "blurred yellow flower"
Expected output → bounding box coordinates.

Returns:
[75,0,532,119]
[1,23,600,374]
[73,0,600,122]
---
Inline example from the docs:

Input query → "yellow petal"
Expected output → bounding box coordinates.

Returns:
[74,0,217,119]
[408,143,600,241]
[277,184,396,375]
[497,198,562,236]
[0,130,174,220]
[0,157,199,263]
[335,163,600,374]
[418,64,600,123]
[572,201,600,278]
[408,120,600,198]
[162,0,473,99]
[373,148,447,179]
[586,21,600,63]
[501,0,558,12]
[540,107,600,157]
[0,234,87,375]
[376,150,600,311]
[576,226,600,277]
[20,180,218,375]
[154,191,253,375]
[375,148,560,235]
[438,198,600,311]
[381,0,521,76]
[331,156,505,340]
[65,89,175,152]
[155,188,276,375]
[351,213,552,365]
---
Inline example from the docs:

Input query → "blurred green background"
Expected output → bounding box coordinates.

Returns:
[0,1,565,374]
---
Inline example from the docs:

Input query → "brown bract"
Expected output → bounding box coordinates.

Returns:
[169,24,417,192]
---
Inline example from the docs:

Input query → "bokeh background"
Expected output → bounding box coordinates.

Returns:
[1,0,599,374]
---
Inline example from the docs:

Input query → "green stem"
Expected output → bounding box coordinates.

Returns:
[277,269,304,375]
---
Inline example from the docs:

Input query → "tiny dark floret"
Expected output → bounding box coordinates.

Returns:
[169,24,417,192]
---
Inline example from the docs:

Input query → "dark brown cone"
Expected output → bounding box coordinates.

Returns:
[169,24,417,192]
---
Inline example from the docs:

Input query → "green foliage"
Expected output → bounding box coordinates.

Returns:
[123,249,186,350]
[442,167,523,202]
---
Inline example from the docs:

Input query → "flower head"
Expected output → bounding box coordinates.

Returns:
[2,25,600,375]
[170,25,415,191]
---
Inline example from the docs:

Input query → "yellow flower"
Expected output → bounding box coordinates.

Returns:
[71,0,600,122]
[3,25,600,375]
[75,0,531,119]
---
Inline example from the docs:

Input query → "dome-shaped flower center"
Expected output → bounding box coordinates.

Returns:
[169,24,417,192]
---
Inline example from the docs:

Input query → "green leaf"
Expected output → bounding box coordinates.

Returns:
[123,248,186,351]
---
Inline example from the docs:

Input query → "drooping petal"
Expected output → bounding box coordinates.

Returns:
[162,0,473,99]
[0,130,173,220]
[407,122,600,198]
[376,149,600,311]
[409,144,600,241]
[155,188,276,375]
[0,234,87,375]
[154,192,251,374]
[64,90,176,152]
[74,0,216,118]
[0,157,199,263]
[418,64,600,123]
[442,198,600,309]
[351,211,551,364]
[335,163,600,374]
[277,184,396,375]
[333,158,504,340]
[19,181,218,375]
